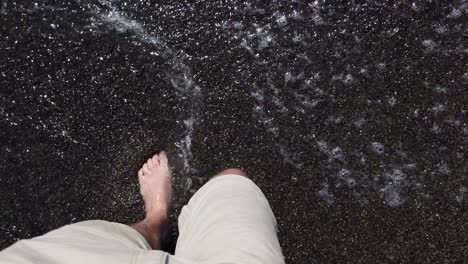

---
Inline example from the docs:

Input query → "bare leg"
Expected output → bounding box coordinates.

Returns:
[211,168,247,179]
[130,151,172,250]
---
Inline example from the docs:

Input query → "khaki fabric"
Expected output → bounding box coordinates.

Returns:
[0,220,167,264]
[175,175,285,264]
[0,175,284,264]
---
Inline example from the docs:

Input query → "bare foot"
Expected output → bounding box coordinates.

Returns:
[131,151,172,249]
[138,151,173,223]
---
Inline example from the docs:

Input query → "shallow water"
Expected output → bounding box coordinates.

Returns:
[1,0,467,262]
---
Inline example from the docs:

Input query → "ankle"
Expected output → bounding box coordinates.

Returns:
[145,211,168,230]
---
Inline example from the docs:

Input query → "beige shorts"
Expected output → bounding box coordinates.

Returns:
[0,175,285,264]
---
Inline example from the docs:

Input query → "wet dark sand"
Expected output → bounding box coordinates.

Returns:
[1,1,467,262]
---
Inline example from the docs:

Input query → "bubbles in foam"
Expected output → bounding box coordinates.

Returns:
[317,141,345,162]
[435,25,448,34]
[284,72,305,84]
[331,147,344,160]
[455,186,467,203]
[384,169,406,185]
[337,169,356,187]
[317,182,334,205]
[422,39,437,52]
[371,142,385,155]
[381,184,405,207]
[276,13,288,27]
[437,162,451,175]
[343,74,354,84]
[250,90,264,102]
[332,73,354,84]
[291,10,304,21]
[433,85,448,93]
[354,118,366,129]
[447,8,462,19]
[278,144,302,168]
[317,141,329,154]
